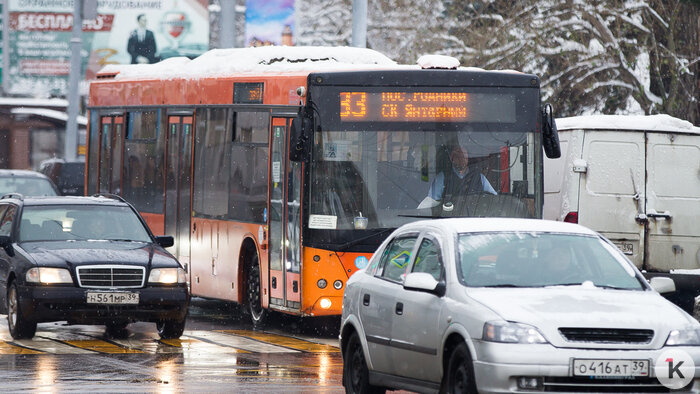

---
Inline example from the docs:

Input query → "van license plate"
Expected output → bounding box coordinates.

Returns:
[86,291,139,304]
[613,242,633,255]
[573,359,649,377]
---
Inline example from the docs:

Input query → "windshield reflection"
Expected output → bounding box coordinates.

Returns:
[19,205,152,242]
[310,129,536,230]
[457,233,644,290]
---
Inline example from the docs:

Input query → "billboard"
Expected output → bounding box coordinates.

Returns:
[3,0,209,97]
[246,0,293,47]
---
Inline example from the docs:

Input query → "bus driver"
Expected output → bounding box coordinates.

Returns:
[417,133,496,214]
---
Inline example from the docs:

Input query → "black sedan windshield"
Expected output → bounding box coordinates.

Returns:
[19,205,152,242]
[457,232,644,290]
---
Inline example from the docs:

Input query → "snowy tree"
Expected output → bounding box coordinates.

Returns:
[295,0,699,122]
[442,0,699,122]
[295,0,446,63]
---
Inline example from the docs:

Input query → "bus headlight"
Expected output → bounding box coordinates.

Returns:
[149,268,187,284]
[333,280,343,290]
[319,298,332,309]
[26,267,73,284]
[317,279,327,289]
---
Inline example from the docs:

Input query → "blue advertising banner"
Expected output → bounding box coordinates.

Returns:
[246,0,294,47]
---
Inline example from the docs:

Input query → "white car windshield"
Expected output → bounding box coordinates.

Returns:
[457,232,644,290]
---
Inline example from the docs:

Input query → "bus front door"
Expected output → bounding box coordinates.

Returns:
[165,115,193,271]
[269,118,302,312]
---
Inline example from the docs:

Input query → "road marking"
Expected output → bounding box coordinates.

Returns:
[185,331,299,353]
[219,330,339,353]
[38,332,142,354]
[12,337,95,354]
[159,337,251,354]
[0,341,43,354]
[60,339,144,354]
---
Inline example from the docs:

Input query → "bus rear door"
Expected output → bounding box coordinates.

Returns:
[268,116,302,312]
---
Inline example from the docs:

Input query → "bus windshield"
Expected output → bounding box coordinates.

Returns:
[309,128,538,231]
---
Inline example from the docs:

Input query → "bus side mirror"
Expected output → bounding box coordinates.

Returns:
[290,108,312,162]
[542,103,561,159]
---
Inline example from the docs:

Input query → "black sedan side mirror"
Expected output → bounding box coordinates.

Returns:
[155,236,174,248]
[0,235,15,256]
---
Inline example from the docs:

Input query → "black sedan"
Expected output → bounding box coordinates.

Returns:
[0,194,189,339]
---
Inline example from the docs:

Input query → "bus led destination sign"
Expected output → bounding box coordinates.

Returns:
[340,91,470,122]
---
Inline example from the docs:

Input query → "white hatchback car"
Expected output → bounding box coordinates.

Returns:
[340,218,700,393]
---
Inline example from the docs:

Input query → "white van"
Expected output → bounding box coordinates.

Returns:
[544,114,700,273]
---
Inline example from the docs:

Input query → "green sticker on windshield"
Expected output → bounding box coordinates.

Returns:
[391,251,411,268]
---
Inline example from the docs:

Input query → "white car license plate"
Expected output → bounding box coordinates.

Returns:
[573,359,649,377]
[86,291,139,305]
[613,242,634,255]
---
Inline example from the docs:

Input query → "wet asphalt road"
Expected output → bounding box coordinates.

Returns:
[0,299,347,393]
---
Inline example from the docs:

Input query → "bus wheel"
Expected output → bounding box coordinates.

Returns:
[247,253,267,327]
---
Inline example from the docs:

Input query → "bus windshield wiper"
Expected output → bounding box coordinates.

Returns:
[336,228,395,252]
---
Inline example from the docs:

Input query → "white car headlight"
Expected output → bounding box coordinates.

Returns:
[26,267,73,284]
[665,328,700,346]
[148,268,187,284]
[483,321,548,344]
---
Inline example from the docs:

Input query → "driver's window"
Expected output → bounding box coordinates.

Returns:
[0,205,17,237]
[376,235,417,282]
[412,237,443,281]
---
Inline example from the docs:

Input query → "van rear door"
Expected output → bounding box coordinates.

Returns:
[645,133,700,271]
[578,131,646,267]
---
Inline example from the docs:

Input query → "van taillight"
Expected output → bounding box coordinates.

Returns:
[564,212,578,223]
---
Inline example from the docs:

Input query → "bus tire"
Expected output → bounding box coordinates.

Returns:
[247,253,267,327]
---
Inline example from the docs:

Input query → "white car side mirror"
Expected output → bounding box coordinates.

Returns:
[403,272,445,296]
[650,276,676,294]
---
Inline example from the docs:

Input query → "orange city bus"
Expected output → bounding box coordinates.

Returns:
[86,46,559,325]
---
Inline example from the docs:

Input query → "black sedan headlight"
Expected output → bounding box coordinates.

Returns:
[26,267,73,284]
[148,268,187,284]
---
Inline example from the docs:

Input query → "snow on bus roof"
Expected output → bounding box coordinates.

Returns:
[556,114,699,134]
[98,46,399,80]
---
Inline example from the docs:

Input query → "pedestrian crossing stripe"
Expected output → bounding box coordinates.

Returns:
[158,337,251,353]
[184,331,299,353]
[11,337,94,354]
[0,330,338,355]
[219,330,339,353]
[0,341,42,354]
[60,339,143,354]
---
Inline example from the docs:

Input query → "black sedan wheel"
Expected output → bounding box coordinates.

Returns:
[156,317,186,339]
[247,254,267,327]
[343,332,385,394]
[445,342,477,394]
[7,282,37,339]
[105,321,129,338]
